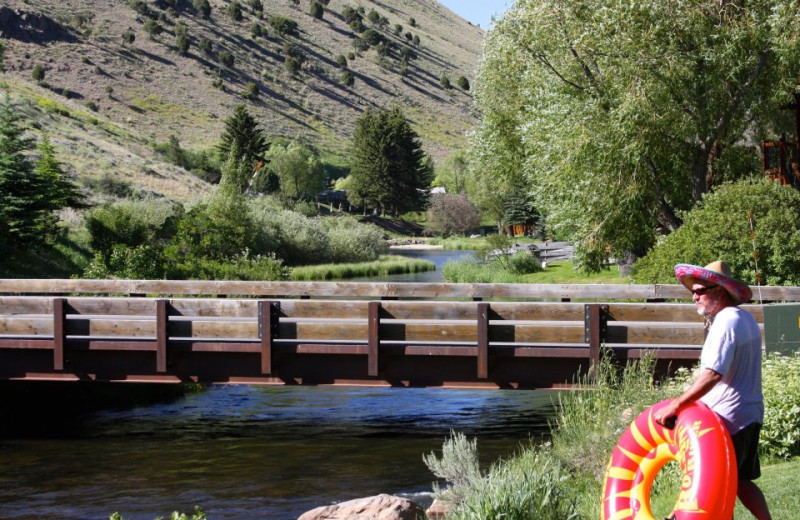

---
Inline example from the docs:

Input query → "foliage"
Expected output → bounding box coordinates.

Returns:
[84,198,180,261]
[423,431,483,506]
[319,216,387,263]
[266,141,324,200]
[269,16,299,37]
[216,104,268,171]
[502,191,537,228]
[340,70,354,86]
[631,179,800,286]
[143,19,162,38]
[435,150,470,195]
[456,76,470,91]
[349,107,433,216]
[428,192,480,237]
[761,352,800,460]
[506,249,542,275]
[0,97,85,248]
[289,254,432,280]
[192,0,210,17]
[309,1,323,20]
[226,1,243,21]
[218,49,234,67]
[473,0,800,272]
[176,33,190,55]
[32,64,45,83]
[169,250,288,281]
[439,74,451,90]
[442,257,523,284]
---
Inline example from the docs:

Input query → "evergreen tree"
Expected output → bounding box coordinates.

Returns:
[0,97,84,247]
[217,104,268,179]
[349,107,433,216]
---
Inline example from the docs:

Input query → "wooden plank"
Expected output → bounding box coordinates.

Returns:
[0,317,54,335]
[53,298,66,371]
[477,303,488,378]
[368,301,380,377]
[0,296,53,314]
[2,279,796,302]
[609,322,705,345]
[156,299,167,373]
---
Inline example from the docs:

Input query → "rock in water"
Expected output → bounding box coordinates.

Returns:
[297,494,426,520]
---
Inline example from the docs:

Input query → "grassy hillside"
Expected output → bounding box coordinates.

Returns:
[0,0,483,202]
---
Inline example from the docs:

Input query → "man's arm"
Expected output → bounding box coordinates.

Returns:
[653,368,722,426]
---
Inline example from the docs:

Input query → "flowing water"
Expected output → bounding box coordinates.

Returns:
[0,385,557,520]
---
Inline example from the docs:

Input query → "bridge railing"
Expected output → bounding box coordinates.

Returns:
[1,278,799,302]
[0,280,792,388]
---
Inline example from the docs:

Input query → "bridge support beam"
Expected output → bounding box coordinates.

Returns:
[368,301,380,377]
[259,301,280,375]
[477,303,489,379]
[53,298,66,371]
[584,304,609,380]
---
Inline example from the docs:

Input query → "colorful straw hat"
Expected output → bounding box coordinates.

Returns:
[674,261,752,305]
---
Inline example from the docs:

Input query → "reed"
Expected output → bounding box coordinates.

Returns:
[289,255,435,281]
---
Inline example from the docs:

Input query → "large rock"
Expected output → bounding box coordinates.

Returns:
[298,494,427,520]
[424,499,453,520]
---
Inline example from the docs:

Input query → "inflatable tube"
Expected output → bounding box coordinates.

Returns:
[601,399,737,520]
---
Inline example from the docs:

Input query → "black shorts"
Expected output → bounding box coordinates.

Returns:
[731,422,761,481]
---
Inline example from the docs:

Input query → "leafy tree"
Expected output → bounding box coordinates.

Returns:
[32,64,45,84]
[428,193,480,237]
[267,141,325,200]
[349,107,433,216]
[269,16,299,36]
[362,29,382,46]
[473,0,800,271]
[631,179,800,287]
[435,150,470,195]
[217,104,268,188]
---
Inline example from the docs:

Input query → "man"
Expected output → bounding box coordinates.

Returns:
[654,261,771,520]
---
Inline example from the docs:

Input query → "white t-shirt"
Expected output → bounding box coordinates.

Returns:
[699,306,764,434]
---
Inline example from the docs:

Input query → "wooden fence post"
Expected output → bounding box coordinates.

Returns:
[477,302,489,379]
[53,298,66,371]
[368,301,381,377]
[259,301,280,375]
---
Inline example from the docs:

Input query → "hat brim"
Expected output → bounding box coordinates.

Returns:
[674,264,752,304]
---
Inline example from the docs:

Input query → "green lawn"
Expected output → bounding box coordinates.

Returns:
[735,458,800,519]
[520,261,628,284]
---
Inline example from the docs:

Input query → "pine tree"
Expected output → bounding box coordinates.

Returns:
[217,104,268,177]
[35,133,86,211]
[349,107,432,216]
[0,97,55,246]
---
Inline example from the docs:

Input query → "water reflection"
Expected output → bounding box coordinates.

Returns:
[0,386,556,520]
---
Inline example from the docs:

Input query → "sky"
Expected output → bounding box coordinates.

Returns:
[437,0,512,29]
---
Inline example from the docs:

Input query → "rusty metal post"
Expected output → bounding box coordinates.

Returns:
[156,299,168,373]
[368,301,381,377]
[584,304,608,381]
[53,298,66,370]
[259,300,280,375]
[477,302,489,379]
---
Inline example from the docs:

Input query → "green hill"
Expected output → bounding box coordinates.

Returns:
[0,0,483,202]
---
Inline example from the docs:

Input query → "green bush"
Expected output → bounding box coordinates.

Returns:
[169,251,288,281]
[321,217,387,263]
[631,179,800,286]
[85,198,179,260]
[166,199,257,262]
[269,16,299,36]
[507,250,542,275]
[761,352,800,460]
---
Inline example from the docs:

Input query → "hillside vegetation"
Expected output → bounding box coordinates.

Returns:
[0,0,482,202]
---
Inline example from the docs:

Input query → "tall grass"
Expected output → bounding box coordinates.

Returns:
[289,255,434,280]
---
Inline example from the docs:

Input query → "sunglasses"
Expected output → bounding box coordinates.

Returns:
[690,285,719,296]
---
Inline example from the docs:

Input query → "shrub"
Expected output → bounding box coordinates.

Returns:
[248,0,263,11]
[143,19,162,38]
[440,74,451,89]
[192,0,211,17]
[244,82,259,99]
[169,251,288,281]
[269,15,299,36]
[32,64,45,83]
[428,192,480,237]
[507,250,543,275]
[227,1,243,21]
[456,75,470,90]
[631,179,800,286]
[284,56,301,75]
[321,217,387,263]
[198,37,212,54]
[249,198,329,265]
[84,101,98,112]
[219,49,235,67]
[423,431,483,506]
[176,33,190,55]
[761,352,800,459]
[122,29,135,44]
[309,1,323,19]
[336,54,347,68]
[85,198,180,259]
[340,70,353,86]
[362,28,382,46]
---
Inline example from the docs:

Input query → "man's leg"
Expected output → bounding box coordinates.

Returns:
[737,479,772,520]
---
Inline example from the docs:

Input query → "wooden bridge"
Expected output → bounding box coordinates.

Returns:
[1,279,798,389]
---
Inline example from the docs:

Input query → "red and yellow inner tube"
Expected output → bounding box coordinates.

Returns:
[601,399,737,520]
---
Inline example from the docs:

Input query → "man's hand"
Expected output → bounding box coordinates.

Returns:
[654,399,680,427]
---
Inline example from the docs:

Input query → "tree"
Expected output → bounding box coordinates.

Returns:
[176,33,190,55]
[309,1,323,20]
[217,104,268,183]
[0,97,84,247]
[32,64,45,84]
[473,0,800,271]
[435,150,471,195]
[631,179,800,286]
[349,107,433,216]
[429,193,480,237]
[267,141,325,200]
